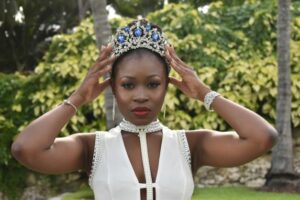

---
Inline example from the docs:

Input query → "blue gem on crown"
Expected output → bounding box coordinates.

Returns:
[123,26,130,32]
[151,32,160,42]
[117,34,126,43]
[134,28,143,37]
[112,20,169,57]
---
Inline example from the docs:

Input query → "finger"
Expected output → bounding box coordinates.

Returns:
[98,45,107,59]
[165,48,185,69]
[167,49,195,73]
[165,48,173,62]
[167,46,183,64]
[169,58,186,75]
[98,44,113,61]
[96,78,111,93]
[167,47,192,70]
[93,55,116,72]
[90,64,112,79]
[106,43,113,51]
[99,45,105,53]
[94,65,112,78]
[169,77,183,91]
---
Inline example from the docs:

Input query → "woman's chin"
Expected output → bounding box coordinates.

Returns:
[125,115,157,126]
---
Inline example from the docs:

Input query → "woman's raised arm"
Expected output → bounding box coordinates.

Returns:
[11,45,115,174]
[165,46,278,171]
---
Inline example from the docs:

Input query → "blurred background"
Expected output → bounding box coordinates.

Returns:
[1,0,300,199]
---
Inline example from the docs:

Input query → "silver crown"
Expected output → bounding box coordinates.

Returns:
[112,20,169,57]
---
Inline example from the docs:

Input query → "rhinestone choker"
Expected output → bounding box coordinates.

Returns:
[119,118,162,134]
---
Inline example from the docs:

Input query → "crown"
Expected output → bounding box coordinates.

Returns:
[112,20,169,57]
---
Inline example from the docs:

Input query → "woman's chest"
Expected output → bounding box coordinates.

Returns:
[122,133,163,183]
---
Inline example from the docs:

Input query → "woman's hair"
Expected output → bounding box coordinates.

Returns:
[111,19,170,80]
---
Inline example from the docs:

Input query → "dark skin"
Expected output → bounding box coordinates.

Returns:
[11,44,278,200]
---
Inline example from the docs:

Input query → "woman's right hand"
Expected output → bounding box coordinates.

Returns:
[70,44,116,107]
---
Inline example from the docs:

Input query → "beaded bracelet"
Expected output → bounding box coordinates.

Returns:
[63,99,78,112]
[203,91,220,111]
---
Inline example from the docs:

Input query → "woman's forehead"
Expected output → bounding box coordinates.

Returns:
[116,55,166,78]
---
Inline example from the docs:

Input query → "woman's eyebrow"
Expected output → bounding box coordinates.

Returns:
[147,74,161,78]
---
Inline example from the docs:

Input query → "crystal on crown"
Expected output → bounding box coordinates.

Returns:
[112,20,169,57]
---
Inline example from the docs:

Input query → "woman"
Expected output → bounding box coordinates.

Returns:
[11,19,278,200]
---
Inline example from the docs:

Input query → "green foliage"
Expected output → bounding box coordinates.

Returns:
[0,73,29,199]
[1,1,300,199]
[169,0,246,7]
[147,2,300,130]
[33,17,107,135]
[0,0,90,72]
[108,0,164,17]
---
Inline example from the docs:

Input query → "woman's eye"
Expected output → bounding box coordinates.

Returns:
[148,82,160,88]
[121,83,134,89]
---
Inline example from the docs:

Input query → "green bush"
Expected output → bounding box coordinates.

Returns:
[147,2,300,130]
[0,73,29,199]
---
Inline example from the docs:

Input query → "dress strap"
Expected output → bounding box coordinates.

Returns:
[177,130,192,169]
[89,131,105,188]
[139,183,157,189]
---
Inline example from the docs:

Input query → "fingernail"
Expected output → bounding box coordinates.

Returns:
[101,45,105,50]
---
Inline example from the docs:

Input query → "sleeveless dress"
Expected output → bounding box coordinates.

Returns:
[89,125,194,200]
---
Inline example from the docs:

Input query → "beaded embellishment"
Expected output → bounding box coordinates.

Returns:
[178,130,192,169]
[89,131,105,188]
[112,20,169,57]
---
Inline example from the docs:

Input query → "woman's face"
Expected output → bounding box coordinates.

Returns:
[112,52,168,125]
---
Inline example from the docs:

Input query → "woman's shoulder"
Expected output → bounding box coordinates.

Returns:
[180,129,212,156]
[74,131,109,149]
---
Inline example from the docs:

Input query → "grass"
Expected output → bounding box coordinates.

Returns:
[61,186,300,200]
[192,186,300,200]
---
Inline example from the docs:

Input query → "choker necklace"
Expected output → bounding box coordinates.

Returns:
[118,118,162,200]
[119,118,162,134]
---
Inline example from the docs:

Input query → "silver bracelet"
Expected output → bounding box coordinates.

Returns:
[204,91,220,111]
[63,99,78,112]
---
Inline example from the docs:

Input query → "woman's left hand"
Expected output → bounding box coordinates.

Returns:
[165,46,210,101]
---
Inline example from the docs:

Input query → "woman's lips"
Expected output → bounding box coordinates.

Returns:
[133,111,150,117]
[132,107,151,117]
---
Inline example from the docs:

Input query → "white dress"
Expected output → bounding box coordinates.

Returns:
[89,125,194,200]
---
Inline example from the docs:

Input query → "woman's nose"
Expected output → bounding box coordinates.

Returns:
[133,87,149,103]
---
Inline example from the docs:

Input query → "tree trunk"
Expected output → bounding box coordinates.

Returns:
[78,0,84,21]
[262,0,300,193]
[89,0,122,129]
[77,0,90,21]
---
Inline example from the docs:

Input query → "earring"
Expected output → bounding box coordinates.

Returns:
[112,97,116,122]
[163,103,166,119]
